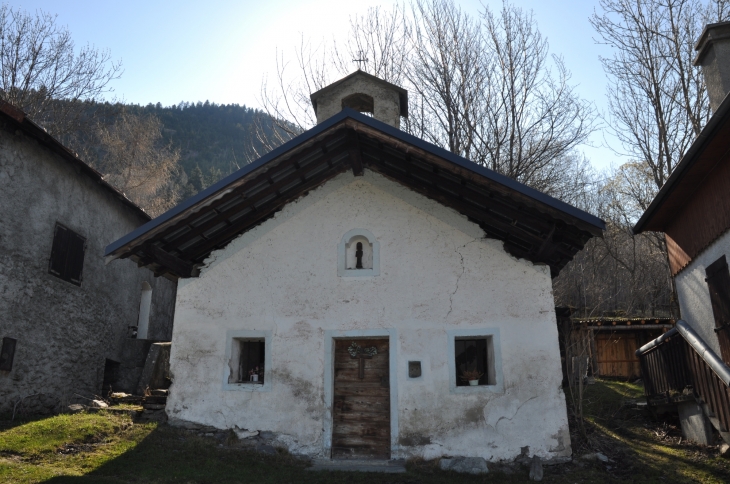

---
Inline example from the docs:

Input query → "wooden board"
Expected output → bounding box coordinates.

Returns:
[595,333,642,379]
[332,338,390,460]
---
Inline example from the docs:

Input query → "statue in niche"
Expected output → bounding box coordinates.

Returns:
[356,242,363,269]
[345,236,373,270]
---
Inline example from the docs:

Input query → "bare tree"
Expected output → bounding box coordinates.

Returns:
[559,0,730,319]
[333,3,412,85]
[554,171,674,318]
[591,0,729,194]
[0,5,121,138]
[90,111,181,217]
[259,0,595,202]
[476,3,595,193]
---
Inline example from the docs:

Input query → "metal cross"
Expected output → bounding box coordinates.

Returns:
[352,51,368,70]
[348,342,377,379]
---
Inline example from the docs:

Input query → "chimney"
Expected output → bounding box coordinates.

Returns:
[694,21,730,112]
[310,70,408,128]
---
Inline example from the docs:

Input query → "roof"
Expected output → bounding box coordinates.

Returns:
[310,70,409,117]
[633,90,730,234]
[0,100,150,221]
[572,317,675,330]
[105,108,604,280]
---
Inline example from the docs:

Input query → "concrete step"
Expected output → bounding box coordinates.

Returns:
[307,459,406,473]
[700,401,730,444]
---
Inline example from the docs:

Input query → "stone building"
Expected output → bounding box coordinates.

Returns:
[106,71,604,462]
[0,101,176,414]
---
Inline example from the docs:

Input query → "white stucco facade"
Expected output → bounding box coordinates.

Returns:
[675,229,730,356]
[166,170,571,461]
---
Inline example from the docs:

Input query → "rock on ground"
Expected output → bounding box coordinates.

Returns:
[581,452,609,463]
[439,457,489,475]
[720,443,730,459]
[67,404,84,414]
[529,455,543,481]
[234,427,259,440]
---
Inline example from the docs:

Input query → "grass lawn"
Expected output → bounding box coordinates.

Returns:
[1,380,730,483]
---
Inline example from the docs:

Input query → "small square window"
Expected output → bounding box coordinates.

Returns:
[48,223,86,286]
[224,330,272,391]
[455,337,496,386]
[448,329,503,393]
[229,339,265,384]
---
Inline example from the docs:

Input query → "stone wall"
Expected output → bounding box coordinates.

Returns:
[166,170,571,462]
[314,76,402,127]
[0,127,176,414]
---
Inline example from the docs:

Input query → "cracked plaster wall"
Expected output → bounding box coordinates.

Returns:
[0,128,176,413]
[167,170,571,460]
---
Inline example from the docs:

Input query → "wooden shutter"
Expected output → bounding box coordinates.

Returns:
[705,255,730,364]
[48,224,69,277]
[0,337,17,371]
[48,223,86,286]
[65,230,86,285]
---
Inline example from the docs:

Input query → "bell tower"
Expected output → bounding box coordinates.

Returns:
[310,70,408,128]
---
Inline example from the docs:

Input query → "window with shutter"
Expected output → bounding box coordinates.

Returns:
[48,223,86,286]
[704,255,730,364]
[0,337,17,371]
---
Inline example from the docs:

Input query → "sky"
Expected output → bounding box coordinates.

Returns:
[17,0,620,170]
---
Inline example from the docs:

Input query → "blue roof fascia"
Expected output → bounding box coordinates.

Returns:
[104,110,351,256]
[105,108,604,257]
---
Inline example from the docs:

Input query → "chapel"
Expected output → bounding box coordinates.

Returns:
[106,70,604,461]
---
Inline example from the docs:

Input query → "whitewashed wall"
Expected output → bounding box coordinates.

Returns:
[166,170,571,461]
[675,230,730,356]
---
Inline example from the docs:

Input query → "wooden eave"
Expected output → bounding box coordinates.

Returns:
[105,109,604,280]
[634,92,730,233]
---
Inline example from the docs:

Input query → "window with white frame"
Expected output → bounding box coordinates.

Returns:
[224,330,272,391]
[229,339,265,384]
[448,329,503,393]
[455,337,495,386]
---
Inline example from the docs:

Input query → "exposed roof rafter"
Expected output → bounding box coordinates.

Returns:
[105,109,604,280]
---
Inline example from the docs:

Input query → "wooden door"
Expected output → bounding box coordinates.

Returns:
[332,338,390,459]
[595,332,641,379]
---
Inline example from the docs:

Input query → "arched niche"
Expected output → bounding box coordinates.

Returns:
[337,229,380,277]
[341,92,374,115]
